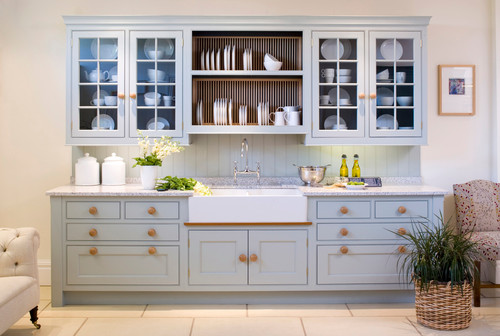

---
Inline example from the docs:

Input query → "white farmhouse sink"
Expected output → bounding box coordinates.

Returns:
[188,188,307,223]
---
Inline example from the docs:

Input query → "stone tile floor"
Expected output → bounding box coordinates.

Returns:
[3,287,500,336]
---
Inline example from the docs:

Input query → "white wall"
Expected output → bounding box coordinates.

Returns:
[0,0,493,260]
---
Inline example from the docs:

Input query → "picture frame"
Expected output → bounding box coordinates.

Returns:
[438,65,475,116]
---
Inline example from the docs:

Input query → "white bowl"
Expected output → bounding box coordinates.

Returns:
[339,98,351,106]
[378,96,394,106]
[264,61,282,71]
[339,75,351,83]
[264,53,279,63]
[144,92,161,99]
[147,69,166,82]
[147,50,165,59]
[396,96,413,106]
[376,69,389,80]
[144,92,161,106]
[338,69,352,76]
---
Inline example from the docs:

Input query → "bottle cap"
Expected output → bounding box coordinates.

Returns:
[342,154,347,159]
[354,154,359,159]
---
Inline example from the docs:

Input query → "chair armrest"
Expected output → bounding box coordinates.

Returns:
[0,228,40,281]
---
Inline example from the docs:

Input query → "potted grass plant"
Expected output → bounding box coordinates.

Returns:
[394,214,479,331]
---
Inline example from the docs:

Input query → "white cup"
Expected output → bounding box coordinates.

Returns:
[271,109,286,126]
[147,69,166,82]
[104,96,117,106]
[320,95,330,105]
[339,98,351,106]
[90,98,104,106]
[144,92,161,106]
[321,68,335,83]
[396,72,406,83]
[163,96,174,106]
[111,74,118,82]
[285,111,301,126]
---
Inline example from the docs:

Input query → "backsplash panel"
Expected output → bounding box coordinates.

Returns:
[72,135,420,178]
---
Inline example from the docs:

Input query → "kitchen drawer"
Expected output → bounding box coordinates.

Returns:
[66,245,179,285]
[66,201,120,219]
[317,245,403,285]
[375,200,428,219]
[317,222,413,241]
[125,201,179,220]
[67,223,179,241]
[316,201,371,219]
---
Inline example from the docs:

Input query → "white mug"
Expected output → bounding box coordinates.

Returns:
[396,72,406,83]
[104,96,117,106]
[321,68,335,83]
[163,95,174,106]
[285,111,301,126]
[320,95,330,105]
[271,109,286,126]
[111,74,118,82]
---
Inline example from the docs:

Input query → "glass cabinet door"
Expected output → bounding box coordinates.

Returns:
[130,31,183,138]
[369,32,421,137]
[312,32,365,138]
[71,31,125,138]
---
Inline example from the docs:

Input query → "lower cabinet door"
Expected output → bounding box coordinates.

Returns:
[67,245,179,285]
[249,230,308,285]
[317,245,401,285]
[189,230,248,285]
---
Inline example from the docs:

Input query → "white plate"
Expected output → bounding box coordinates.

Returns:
[377,114,398,129]
[228,99,232,125]
[91,114,115,130]
[340,39,352,59]
[344,183,367,190]
[216,49,221,71]
[249,49,252,70]
[380,39,403,60]
[201,50,205,71]
[211,50,215,71]
[257,103,262,126]
[232,45,236,71]
[146,117,170,130]
[328,87,350,106]
[144,39,174,60]
[91,39,118,59]
[377,79,393,83]
[320,39,344,60]
[206,50,211,71]
[324,115,347,129]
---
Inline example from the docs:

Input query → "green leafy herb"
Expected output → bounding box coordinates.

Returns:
[155,176,197,191]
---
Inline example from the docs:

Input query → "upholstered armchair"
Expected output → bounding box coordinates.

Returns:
[453,179,500,307]
[0,227,41,334]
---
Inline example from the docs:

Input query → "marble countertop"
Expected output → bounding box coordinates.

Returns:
[46,183,448,197]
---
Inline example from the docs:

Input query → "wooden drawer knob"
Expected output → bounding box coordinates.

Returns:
[398,245,407,253]
[250,254,258,262]
[89,247,98,255]
[370,93,377,99]
[358,93,366,99]
[130,93,137,99]
[340,206,349,214]
[239,254,247,262]
[148,207,156,215]
[340,246,349,254]
[398,206,407,214]
[89,228,98,237]
[148,228,157,237]
[88,206,97,215]
[340,228,349,236]
[118,93,125,99]
[397,228,407,235]
[148,247,157,255]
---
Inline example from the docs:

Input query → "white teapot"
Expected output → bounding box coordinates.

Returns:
[85,69,109,82]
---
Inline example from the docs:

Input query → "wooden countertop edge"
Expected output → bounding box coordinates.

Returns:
[184,221,312,226]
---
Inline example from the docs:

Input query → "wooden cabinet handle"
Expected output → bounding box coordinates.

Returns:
[89,247,98,255]
[88,206,97,215]
[148,247,157,255]
[130,93,137,99]
[148,207,156,215]
[398,206,407,214]
[340,246,349,254]
[250,254,258,262]
[398,245,407,253]
[89,228,98,237]
[118,93,125,99]
[358,93,366,99]
[370,93,377,99]
[398,228,407,235]
[340,228,349,236]
[239,254,247,262]
[148,228,157,237]
[340,206,349,214]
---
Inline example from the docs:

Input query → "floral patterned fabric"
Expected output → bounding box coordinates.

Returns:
[454,180,500,261]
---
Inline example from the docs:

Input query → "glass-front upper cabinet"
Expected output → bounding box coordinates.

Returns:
[312,32,365,138]
[71,31,125,138]
[129,31,183,138]
[369,32,421,137]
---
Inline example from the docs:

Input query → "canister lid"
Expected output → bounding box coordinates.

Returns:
[104,153,124,162]
[77,153,97,164]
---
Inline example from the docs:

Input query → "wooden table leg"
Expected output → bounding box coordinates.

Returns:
[474,260,481,307]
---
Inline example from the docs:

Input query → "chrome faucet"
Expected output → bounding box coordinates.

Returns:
[233,138,260,184]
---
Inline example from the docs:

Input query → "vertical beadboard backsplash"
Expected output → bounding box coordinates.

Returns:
[72,135,420,178]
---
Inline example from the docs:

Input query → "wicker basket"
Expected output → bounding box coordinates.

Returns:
[415,281,472,330]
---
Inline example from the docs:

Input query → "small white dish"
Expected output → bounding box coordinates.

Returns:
[146,117,170,130]
[343,183,367,190]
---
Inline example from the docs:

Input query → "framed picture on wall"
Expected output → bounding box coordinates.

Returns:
[438,65,476,116]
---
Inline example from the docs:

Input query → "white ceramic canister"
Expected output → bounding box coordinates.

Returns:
[75,153,100,185]
[102,153,126,186]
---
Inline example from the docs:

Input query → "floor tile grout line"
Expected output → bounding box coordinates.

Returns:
[73,317,88,336]
[406,316,424,336]
[246,304,248,317]
[141,305,148,318]
[189,317,195,336]
[299,317,308,336]
[345,303,353,317]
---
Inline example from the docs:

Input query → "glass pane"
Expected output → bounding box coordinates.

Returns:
[137,85,159,107]
[79,38,96,60]
[158,38,175,60]
[137,39,148,60]
[397,39,414,60]
[320,62,337,84]
[320,110,345,130]
[319,38,342,61]
[79,62,97,83]
[339,109,357,130]
[79,109,97,130]
[376,63,394,84]
[320,85,337,106]
[100,62,117,83]
[158,86,175,106]
[396,86,414,107]
[157,62,175,83]
[103,85,118,107]
[339,39,356,60]
[137,109,155,130]
[376,38,403,61]
[79,86,98,106]
[97,110,117,130]
[338,63,356,84]
[376,109,396,130]
[158,109,174,130]
[99,38,118,60]
[396,109,415,130]
[137,62,155,83]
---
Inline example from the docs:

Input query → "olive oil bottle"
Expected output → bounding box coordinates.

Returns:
[340,154,349,177]
[352,154,360,177]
